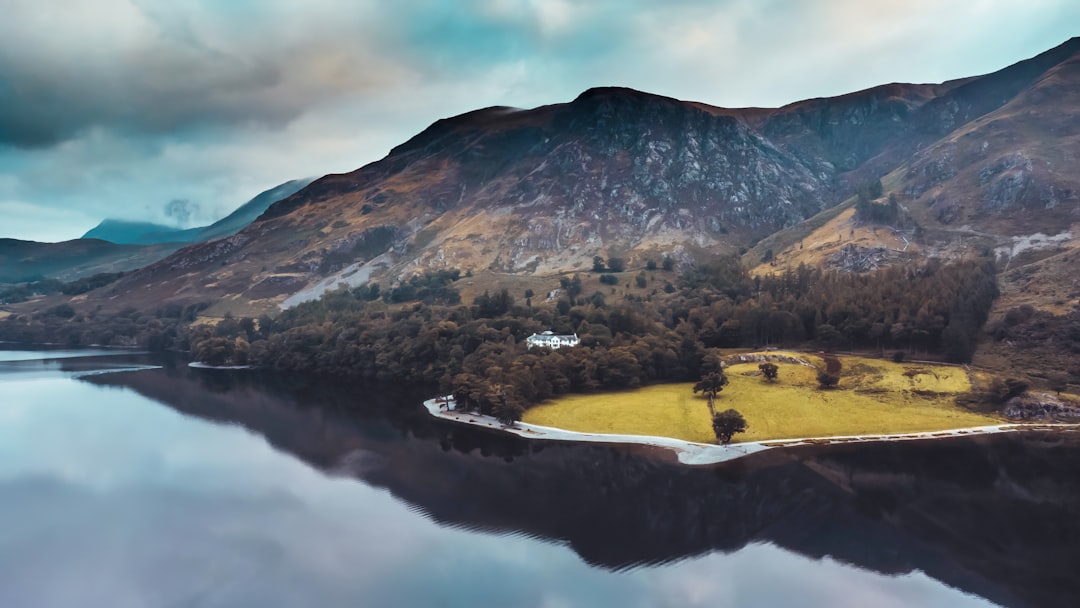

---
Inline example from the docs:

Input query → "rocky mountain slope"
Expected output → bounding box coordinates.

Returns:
[81,38,1080,315]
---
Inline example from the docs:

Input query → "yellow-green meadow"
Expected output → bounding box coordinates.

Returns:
[523,353,1001,443]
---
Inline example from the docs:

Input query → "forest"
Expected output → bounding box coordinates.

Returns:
[0,254,1005,423]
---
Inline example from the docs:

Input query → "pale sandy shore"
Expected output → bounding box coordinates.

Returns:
[422,396,1080,466]
[188,362,253,370]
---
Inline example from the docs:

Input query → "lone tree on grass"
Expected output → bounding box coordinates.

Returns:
[713,409,748,444]
[759,362,779,382]
[694,370,729,416]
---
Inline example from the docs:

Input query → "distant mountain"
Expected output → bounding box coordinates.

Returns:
[80,179,313,246]
[189,178,313,243]
[82,220,193,246]
[2,179,312,285]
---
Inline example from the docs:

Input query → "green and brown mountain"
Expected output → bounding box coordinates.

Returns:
[53,38,1080,317]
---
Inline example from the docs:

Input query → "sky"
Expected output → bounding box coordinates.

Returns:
[1,0,1078,242]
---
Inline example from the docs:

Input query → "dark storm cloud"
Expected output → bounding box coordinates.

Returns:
[2,0,1079,241]
[0,0,404,148]
[0,0,668,148]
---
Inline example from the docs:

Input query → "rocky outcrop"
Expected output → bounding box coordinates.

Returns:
[1004,393,1080,422]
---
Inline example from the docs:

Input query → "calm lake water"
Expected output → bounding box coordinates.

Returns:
[1,348,1077,608]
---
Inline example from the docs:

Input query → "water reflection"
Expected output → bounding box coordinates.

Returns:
[1,352,1073,607]
[85,361,1080,608]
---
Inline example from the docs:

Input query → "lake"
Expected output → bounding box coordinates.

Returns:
[1,348,1076,607]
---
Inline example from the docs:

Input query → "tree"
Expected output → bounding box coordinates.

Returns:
[662,256,674,271]
[607,257,625,273]
[484,383,525,426]
[693,370,729,416]
[635,272,647,288]
[712,409,748,444]
[1048,373,1069,395]
[816,324,845,351]
[759,362,779,382]
[592,256,606,272]
[646,259,658,271]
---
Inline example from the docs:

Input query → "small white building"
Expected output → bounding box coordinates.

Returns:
[525,330,580,350]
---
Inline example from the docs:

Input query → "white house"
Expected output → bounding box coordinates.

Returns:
[525,330,580,350]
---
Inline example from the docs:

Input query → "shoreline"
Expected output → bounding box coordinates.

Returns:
[188,362,253,370]
[422,396,1080,465]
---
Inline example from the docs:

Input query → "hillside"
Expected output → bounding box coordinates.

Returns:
[26,37,1079,320]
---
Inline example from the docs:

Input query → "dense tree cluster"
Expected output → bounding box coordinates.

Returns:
[177,254,998,422]
[0,302,204,350]
[0,253,1001,423]
[0,272,125,305]
[855,193,900,225]
[989,304,1080,356]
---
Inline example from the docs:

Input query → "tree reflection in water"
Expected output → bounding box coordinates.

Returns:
[90,362,1080,608]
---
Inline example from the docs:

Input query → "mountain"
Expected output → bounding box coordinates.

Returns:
[62,38,1080,316]
[188,178,314,243]
[82,220,193,246]
[0,238,180,284]
[80,179,313,246]
[2,179,312,284]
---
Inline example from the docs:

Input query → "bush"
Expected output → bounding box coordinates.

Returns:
[817,370,840,389]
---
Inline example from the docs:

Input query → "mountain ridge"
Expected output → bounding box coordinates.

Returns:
[26,37,1080,317]
[82,178,314,246]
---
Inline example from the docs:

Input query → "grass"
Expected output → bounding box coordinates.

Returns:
[523,354,1003,444]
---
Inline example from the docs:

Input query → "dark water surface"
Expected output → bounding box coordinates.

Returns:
[1,349,1077,607]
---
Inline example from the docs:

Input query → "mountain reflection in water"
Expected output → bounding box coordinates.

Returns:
[80,361,1080,608]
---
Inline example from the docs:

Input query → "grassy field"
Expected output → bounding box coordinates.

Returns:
[523,353,1002,443]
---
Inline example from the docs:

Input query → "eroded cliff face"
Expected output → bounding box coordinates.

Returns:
[92,38,1080,313]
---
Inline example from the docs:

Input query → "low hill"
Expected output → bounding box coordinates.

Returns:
[0,238,180,283]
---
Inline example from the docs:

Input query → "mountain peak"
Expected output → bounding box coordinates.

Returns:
[571,86,686,107]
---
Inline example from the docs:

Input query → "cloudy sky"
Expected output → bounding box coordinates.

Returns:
[2,0,1078,242]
